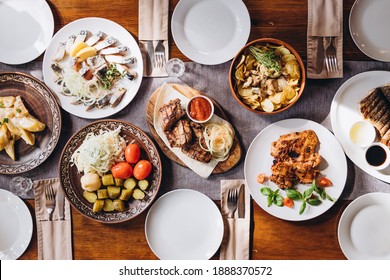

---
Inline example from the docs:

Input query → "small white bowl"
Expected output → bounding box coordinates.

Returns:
[365,142,390,170]
[186,95,214,124]
[349,120,376,147]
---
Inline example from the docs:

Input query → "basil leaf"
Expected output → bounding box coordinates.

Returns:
[274,189,279,195]
[267,195,273,207]
[274,195,284,207]
[303,188,314,198]
[286,189,302,201]
[261,187,273,196]
[299,201,307,215]
[307,198,322,206]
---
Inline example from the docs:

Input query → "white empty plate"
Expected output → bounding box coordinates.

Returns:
[0,0,54,64]
[349,0,390,61]
[338,192,390,259]
[0,189,33,260]
[145,189,224,260]
[171,0,250,65]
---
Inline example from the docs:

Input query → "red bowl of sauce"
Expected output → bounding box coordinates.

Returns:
[186,95,214,123]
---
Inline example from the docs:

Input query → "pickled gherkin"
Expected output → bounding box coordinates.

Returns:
[102,174,115,186]
[119,189,133,201]
[83,190,97,203]
[124,177,137,190]
[107,186,121,199]
[138,179,149,191]
[93,199,105,212]
[113,199,125,212]
[115,178,124,187]
[97,189,109,199]
[132,189,145,200]
[103,199,115,212]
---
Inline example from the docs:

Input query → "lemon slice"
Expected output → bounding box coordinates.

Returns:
[69,41,88,57]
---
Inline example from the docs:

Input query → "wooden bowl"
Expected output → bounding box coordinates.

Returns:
[229,38,306,114]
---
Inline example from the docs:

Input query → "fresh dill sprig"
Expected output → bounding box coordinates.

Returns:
[249,45,280,72]
[99,64,126,90]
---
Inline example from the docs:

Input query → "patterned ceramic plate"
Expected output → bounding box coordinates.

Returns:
[0,72,61,174]
[59,120,162,223]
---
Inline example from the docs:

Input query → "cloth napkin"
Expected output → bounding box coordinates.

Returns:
[220,179,250,260]
[307,0,343,79]
[34,178,72,260]
[139,0,169,77]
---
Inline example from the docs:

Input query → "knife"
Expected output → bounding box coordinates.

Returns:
[316,37,325,74]
[145,40,154,76]
[237,184,245,218]
[56,187,65,220]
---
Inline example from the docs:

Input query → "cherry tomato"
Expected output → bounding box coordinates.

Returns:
[318,177,332,187]
[283,197,294,208]
[125,143,141,164]
[111,162,133,179]
[133,160,152,180]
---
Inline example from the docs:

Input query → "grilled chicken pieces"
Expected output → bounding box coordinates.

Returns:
[159,99,211,163]
[359,84,390,145]
[270,130,321,189]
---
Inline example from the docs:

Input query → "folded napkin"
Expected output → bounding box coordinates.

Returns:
[220,179,250,260]
[139,0,169,77]
[307,0,343,79]
[34,178,72,260]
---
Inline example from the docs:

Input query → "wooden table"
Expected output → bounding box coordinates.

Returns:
[19,0,364,260]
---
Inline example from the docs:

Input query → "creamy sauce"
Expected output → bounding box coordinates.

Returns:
[349,121,375,147]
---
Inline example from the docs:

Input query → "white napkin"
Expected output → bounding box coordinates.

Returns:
[220,179,250,260]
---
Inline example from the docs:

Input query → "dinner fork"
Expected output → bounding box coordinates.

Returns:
[45,185,56,221]
[325,37,338,73]
[227,188,238,218]
[154,40,165,69]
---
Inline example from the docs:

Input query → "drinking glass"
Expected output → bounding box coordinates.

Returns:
[9,176,33,196]
[166,58,185,78]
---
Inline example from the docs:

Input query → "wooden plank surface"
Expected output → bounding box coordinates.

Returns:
[15,0,367,260]
[146,83,242,174]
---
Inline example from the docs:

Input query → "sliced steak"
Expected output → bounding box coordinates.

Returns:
[181,141,212,163]
[159,98,185,131]
[165,118,193,148]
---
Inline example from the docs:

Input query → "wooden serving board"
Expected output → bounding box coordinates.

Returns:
[146,83,242,174]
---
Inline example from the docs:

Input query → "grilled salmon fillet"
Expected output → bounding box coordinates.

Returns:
[270,130,321,189]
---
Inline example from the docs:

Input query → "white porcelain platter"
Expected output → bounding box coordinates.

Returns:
[171,0,251,65]
[349,0,390,61]
[0,0,54,64]
[0,189,33,260]
[42,17,143,119]
[145,189,224,260]
[330,71,390,183]
[338,192,390,259]
[245,118,347,221]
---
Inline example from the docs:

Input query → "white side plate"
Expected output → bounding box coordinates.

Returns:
[145,189,224,259]
[349,0,390,61]
[338,192,390,259]
[0,189,33,260]
[171,0,250,65]
[0,0,54,64]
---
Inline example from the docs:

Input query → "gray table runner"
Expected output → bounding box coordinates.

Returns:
[1,61,389,200]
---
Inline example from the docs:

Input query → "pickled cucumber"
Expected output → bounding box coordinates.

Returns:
[102,174,115,186]
[124,177,137,190]
[83,190,97,203]
[107,186,121,199]
[103,199,115,212]
[97,189,109,199]
[119,189,133,201]
[92,199,105,213]
[115,178,124,187]
[138,179,149,191]
[113,199,125,212]
[132,189,145,200]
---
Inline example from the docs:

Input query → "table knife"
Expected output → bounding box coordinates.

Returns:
[56,188,65,220]
[316,37,325,74]
[145,40,154,75]
[238,184,245,218]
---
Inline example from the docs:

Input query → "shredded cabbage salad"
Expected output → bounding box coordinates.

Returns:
[70,127,126,175]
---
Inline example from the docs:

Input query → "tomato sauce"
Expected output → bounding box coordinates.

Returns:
[189,97,212,121]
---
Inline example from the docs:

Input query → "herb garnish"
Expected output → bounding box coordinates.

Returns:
[249,45,280,72]
[99,64,126,90]
[260,180,334,215]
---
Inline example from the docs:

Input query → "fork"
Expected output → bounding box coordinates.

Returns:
[45,185,56,221]
[325,37,338,73]
[154,40,165,69]
[227,188,238,218]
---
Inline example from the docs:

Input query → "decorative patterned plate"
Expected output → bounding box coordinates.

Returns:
[0,72,61,174]
[59,120,162,223]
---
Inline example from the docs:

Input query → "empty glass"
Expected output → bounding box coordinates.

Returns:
[9,176,33,196]
[166,58,185,78]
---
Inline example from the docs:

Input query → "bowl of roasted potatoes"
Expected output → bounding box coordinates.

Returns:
[229,38,306,114]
